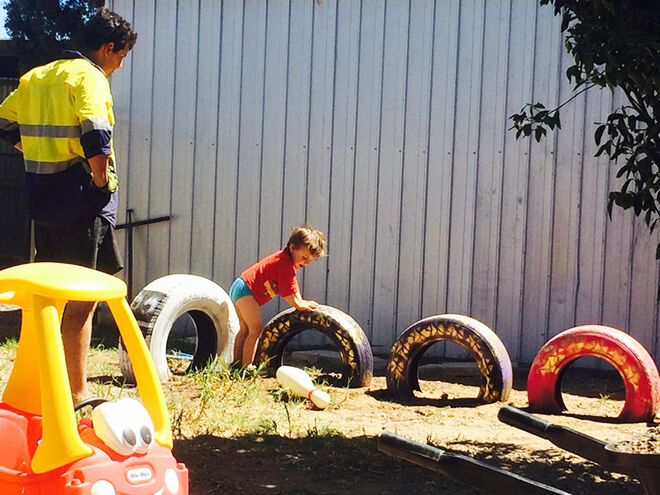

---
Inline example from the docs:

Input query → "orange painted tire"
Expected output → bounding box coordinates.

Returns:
[527,325,660,422]
[386,314,513,403]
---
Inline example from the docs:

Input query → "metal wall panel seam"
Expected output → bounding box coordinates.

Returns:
[392,0,412,342]
[517,0,539,363]
[494,0,514,336]
[166,0,181,275]
[571,65,590,326]
[323,0,341,302]
[544,20,565,342]
[419,0,439,321]
[210,0,225,278]
[468,0,488,318]
[368,0,389,342]
[232,1,248,277]
[346,0,364,317]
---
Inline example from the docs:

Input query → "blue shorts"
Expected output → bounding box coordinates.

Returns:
[229,277,253,303]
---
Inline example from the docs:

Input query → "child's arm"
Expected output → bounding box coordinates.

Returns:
[283,292,318,311]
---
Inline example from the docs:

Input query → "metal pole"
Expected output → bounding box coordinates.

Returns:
[126,208,133,300]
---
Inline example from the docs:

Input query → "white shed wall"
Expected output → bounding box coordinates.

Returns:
[108,0,660,363]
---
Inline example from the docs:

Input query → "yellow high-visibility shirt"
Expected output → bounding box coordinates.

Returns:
[0,56,116,176]
[0,53,119,225]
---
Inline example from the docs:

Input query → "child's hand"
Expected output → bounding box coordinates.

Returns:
[284,293,319,311]
[298,299,318,311]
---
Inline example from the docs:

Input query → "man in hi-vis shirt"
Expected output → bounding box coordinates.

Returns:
[0,7,137,403]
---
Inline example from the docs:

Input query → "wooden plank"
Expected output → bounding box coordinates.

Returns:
[371,0,409,350]
[189,0,222,277]
[395,0,434,334]
[347,0,385,339]
[212,0,244,287]
[519,3,562,364]
[144,0,177,285]
[169,0,200,274]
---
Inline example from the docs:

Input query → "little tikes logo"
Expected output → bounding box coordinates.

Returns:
[126,466,153,483]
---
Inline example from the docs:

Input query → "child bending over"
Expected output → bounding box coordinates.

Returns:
[230,224,326,367]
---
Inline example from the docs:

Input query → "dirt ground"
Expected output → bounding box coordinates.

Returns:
[173,365,653,495]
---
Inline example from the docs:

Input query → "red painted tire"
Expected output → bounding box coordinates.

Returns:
[527,325,660,422]
[386,314,513,403]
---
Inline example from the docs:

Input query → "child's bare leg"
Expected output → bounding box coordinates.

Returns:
[234,295,263,366]
[233,308,249,364]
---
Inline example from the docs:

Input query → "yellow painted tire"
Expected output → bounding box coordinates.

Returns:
[387,314,513,403]
[255,305,373,388]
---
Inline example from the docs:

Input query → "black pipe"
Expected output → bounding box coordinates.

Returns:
[498,405,634,475]
[115,215,171,229]
[378,431,572,495]
[115,210,171,300]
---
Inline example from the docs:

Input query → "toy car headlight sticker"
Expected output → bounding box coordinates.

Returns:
[165,468,180,493]
[122,428,137,447]
[92,398,155,456]
[90,479,116,495]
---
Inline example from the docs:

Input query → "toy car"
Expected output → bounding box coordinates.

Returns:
[0,262,188,494]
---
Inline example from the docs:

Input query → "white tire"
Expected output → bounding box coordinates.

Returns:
[119,274,239,383]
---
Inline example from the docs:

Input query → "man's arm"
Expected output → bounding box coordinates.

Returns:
[0,89,21,149]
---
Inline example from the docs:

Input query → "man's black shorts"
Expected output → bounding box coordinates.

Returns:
[34,216,123,275]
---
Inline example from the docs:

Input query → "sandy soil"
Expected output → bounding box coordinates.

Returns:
[173,366,654,495]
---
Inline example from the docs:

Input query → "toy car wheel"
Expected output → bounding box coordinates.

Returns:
[255,305,373,387]
[386,314,513,403]
[527,325,660,422]
[119,274,240,383]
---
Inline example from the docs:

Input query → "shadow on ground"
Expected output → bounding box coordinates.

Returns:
[172,433,642,495]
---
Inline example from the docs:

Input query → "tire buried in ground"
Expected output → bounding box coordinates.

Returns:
[119,274,240,383]
[527,325,660,422]
[386,314,513,403]
[255,305,373,388]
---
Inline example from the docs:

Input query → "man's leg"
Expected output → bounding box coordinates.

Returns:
[233,295,263,366]
[61,300,97,401]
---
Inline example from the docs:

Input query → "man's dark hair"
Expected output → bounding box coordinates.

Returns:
[80,7,137,53]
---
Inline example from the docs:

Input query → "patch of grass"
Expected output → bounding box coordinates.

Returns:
[0,338,18,384]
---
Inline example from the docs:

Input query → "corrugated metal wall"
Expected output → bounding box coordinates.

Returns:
[107,0,660,364]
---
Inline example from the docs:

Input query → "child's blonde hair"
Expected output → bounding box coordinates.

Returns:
[288,224,326,258]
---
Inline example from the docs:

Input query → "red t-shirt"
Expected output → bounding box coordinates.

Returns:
[241,248,300,306]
